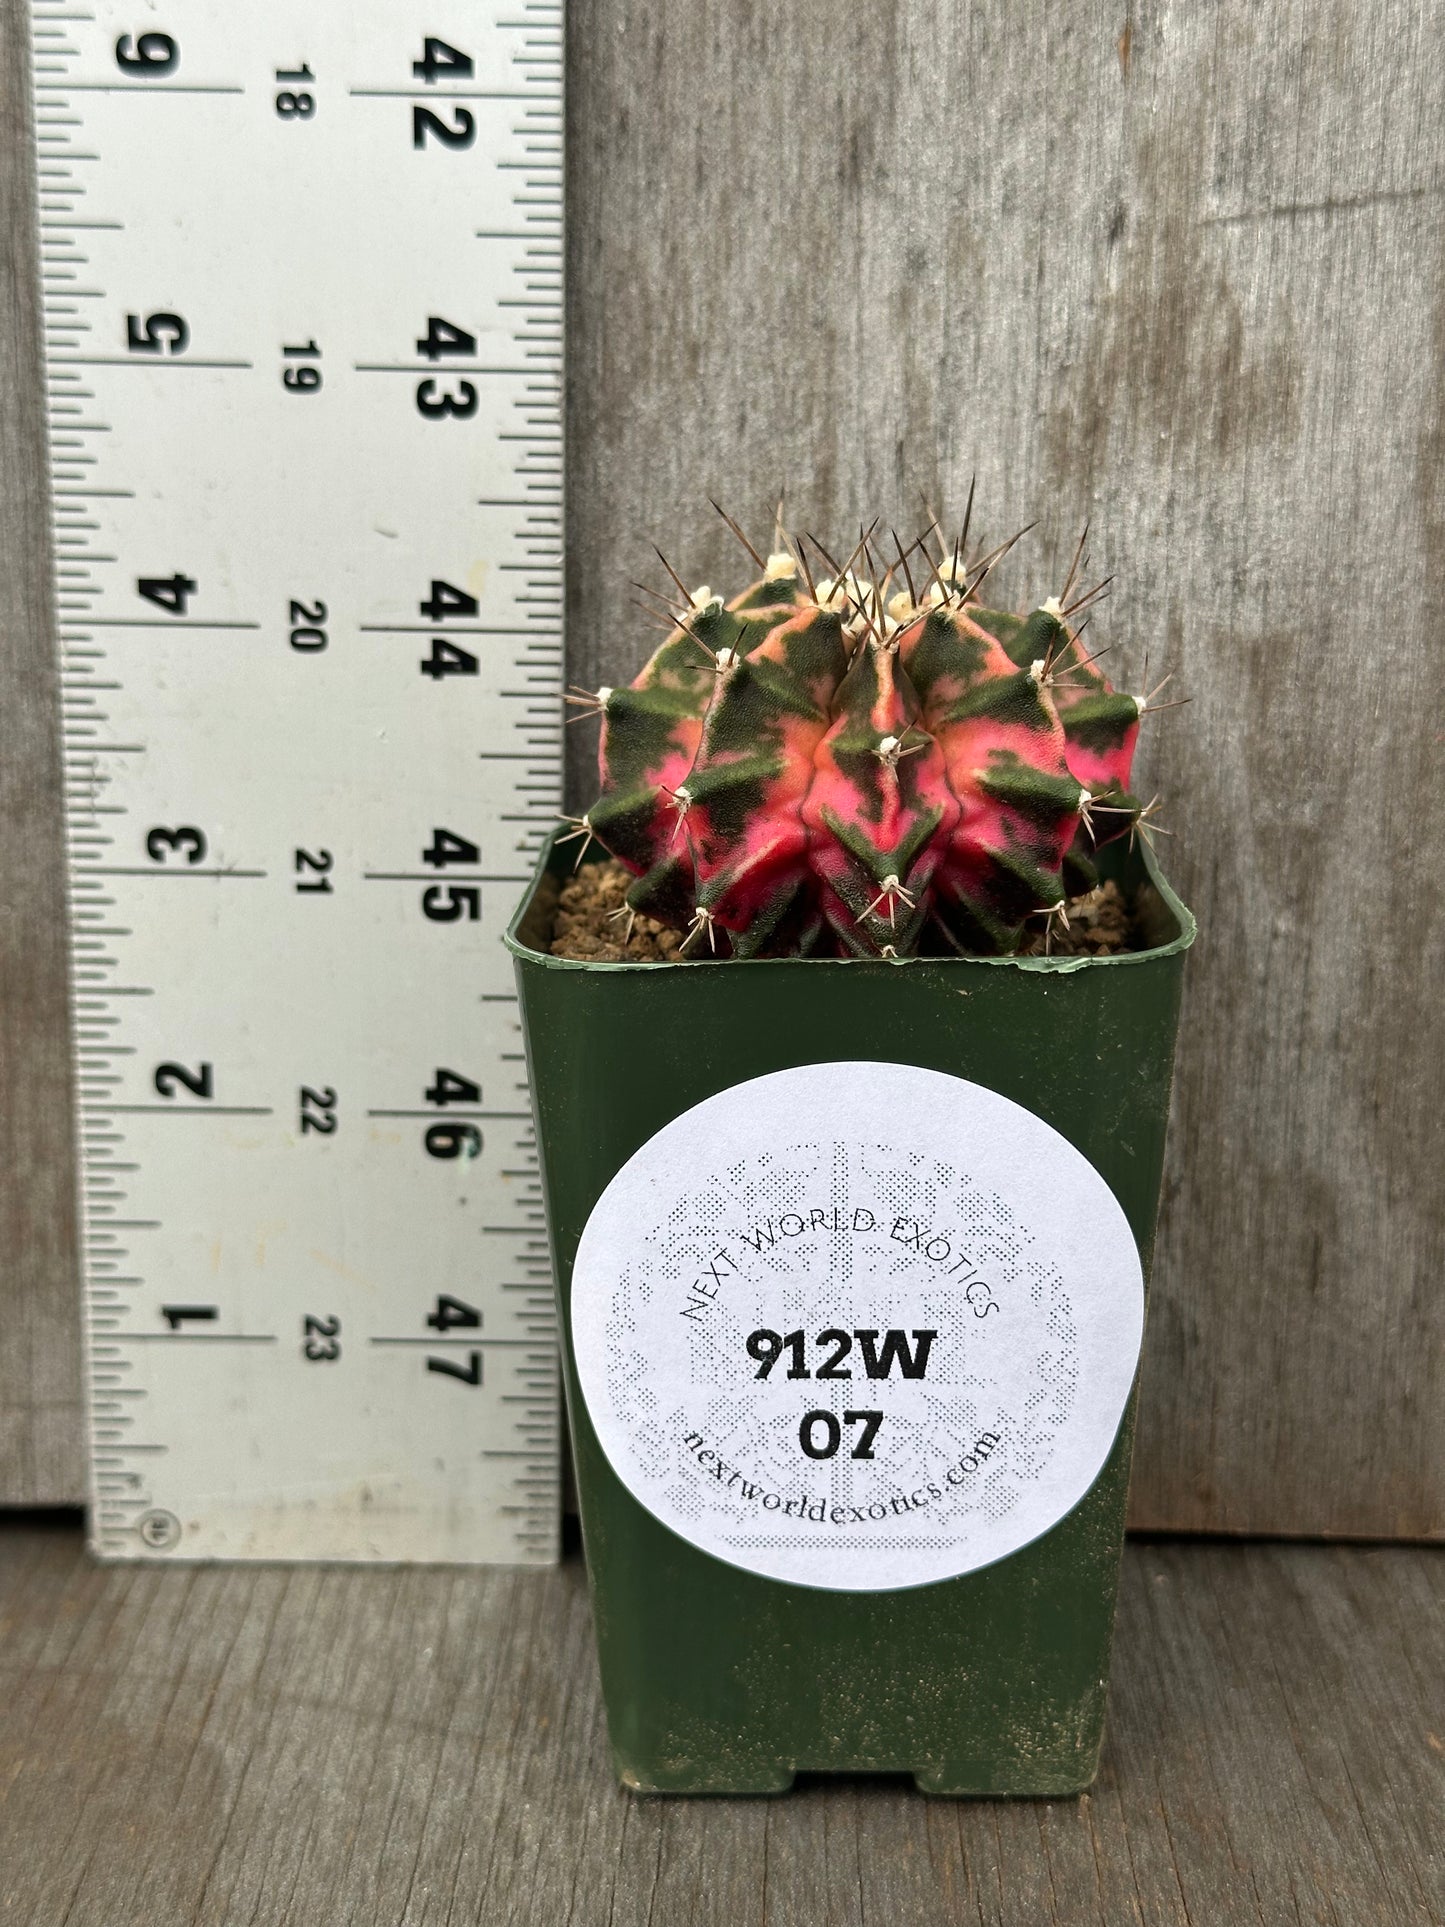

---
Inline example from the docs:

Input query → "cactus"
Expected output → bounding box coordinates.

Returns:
[569,509,1169,959]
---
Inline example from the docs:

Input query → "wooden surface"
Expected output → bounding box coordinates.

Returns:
[0,1521,1439,1926]
[0,0,84,1504]
[2,0,1443,1533]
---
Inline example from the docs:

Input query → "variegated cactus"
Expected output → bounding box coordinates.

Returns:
[566,508,1171,959]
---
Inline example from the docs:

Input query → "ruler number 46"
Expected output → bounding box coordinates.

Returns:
[425,1067,482,1162]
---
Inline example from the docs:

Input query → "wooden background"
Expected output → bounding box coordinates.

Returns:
[2,0,1441,1536]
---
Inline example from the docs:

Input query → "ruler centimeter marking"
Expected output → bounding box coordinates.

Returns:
[30,0,563,1562]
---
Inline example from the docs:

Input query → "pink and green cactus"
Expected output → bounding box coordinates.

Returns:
[566,507,1172,959]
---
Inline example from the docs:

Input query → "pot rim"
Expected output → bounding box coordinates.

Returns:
[504,831,1197,976]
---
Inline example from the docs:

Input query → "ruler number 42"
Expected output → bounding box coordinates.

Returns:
[413,36,475,150]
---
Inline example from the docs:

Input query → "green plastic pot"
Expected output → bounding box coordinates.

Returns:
[505,834,1194,1795]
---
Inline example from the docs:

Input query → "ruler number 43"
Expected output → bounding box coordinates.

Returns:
[416,318,478,420]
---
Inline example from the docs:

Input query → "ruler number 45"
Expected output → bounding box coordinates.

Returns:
[422,826,480,924]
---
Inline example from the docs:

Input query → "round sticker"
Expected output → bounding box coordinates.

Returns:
[571,1061,1143,1592]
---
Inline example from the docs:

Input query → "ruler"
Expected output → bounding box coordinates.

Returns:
[28,0,563,1562]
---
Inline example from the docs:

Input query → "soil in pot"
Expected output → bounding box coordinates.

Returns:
[548,856,1144,964]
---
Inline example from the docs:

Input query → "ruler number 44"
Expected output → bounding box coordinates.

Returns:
[419,578,480,680]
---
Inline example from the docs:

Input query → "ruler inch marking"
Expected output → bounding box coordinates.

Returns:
[32,0,563,1568]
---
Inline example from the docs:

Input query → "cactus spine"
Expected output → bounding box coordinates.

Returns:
[574,511,1160,959]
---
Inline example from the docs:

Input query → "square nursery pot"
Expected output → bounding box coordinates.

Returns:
[505,832,1195,1796]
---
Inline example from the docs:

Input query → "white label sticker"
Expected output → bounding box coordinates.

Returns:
[571,1061,1144,1593]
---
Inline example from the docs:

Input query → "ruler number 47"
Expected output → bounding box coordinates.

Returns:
[426,1289,482,1385]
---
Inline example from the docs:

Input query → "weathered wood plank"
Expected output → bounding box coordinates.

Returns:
[1,0,1441,1533]
[0,1526,1440,1926]
[0,0,84,1504]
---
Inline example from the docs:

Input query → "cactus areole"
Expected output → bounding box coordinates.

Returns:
[575,525,1157,960]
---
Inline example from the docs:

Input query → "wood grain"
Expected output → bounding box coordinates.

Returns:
[0,1522,1440,1925]
[0,0,83,1503]
[1,0,1442,1532]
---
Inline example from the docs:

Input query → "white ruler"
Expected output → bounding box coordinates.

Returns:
[29,0,563,1562]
